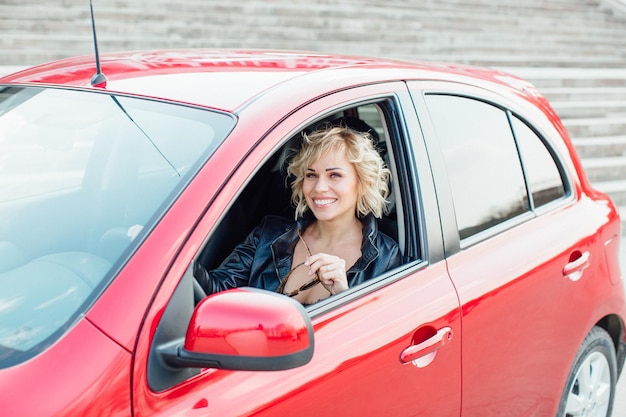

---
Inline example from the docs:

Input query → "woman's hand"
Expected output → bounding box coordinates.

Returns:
[305,253,349,295]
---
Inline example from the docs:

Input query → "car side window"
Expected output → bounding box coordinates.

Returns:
[424,94,529,240]
[511,116,567,208]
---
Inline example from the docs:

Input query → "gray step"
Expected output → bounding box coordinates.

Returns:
[504,68,626,88]
[562,116,626,137]
[595,180,626,206]
[582,157,626,182]
[574,136,626,158]
[539,87,626,101]
[552,101,626,118]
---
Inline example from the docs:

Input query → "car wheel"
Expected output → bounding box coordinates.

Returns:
[557,326,617,417]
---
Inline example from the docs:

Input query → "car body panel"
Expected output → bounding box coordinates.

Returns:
[448,199,621,416]
[1,319,131,416]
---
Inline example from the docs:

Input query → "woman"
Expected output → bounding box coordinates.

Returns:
[194,125,403,305]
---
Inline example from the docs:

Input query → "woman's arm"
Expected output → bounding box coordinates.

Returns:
[193,225,261,295]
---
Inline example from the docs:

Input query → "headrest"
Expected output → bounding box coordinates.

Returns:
[329,116,386,157]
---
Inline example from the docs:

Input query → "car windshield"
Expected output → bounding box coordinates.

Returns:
[0,86,234,367]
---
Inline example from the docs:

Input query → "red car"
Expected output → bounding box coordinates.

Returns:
[0,49,624,417]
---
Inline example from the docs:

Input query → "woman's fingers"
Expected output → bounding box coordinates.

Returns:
[305,253,348,293]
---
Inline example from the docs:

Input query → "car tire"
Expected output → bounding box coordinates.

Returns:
[557,326,617,417]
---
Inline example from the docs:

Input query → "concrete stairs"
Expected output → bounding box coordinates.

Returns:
[2,0,626,67]
[2,0,626,227]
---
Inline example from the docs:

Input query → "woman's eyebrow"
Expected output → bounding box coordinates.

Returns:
[306,167,346,172]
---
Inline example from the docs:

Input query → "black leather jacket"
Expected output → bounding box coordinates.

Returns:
[195,214,403,296]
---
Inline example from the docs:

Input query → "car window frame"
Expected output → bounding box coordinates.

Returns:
[195,93,430,315]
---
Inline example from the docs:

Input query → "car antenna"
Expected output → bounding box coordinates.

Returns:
[89,0,107,87]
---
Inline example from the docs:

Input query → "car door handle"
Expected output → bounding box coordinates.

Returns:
[400,327,453,366]
[562,251,590,282]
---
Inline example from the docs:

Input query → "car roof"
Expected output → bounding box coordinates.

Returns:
[0,49,538,112]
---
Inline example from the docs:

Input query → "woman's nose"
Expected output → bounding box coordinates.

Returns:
[314,177,328,191]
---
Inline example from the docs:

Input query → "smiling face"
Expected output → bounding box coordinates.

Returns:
[302,146,360,224]
[288,126,391,220]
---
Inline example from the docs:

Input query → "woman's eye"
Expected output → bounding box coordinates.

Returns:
[305,173,317,179]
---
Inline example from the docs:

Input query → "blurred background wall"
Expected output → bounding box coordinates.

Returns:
[2,0,626,216]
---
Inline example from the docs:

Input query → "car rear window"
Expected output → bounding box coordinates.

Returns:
[424,93,568,242]
[0,85,235,367]
[511,116,566,208]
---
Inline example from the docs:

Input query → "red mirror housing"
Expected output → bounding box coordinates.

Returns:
[160,288,314,371]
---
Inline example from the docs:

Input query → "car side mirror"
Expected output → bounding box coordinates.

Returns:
[158,288,314,371]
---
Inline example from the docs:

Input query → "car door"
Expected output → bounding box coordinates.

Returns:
[409,82,615,416]
[132,84,462,416]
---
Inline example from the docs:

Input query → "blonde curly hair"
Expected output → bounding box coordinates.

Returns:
[287,126,391,219]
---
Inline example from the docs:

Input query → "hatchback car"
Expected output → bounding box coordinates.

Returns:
[0,49,625,417]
